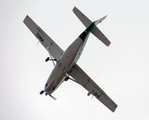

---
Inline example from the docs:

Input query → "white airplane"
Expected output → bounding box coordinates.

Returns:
[23,7,117,112]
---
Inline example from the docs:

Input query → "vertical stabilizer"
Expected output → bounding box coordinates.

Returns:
[95,15,107,25]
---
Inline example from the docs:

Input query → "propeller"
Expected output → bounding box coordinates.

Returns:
[39,90,57,100]
[49,94,57,100]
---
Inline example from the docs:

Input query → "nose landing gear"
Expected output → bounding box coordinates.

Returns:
[40,90,56,100]
[40,90,44,94]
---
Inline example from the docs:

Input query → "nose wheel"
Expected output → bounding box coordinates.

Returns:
[45,57,50,62]
[40,90,44,94]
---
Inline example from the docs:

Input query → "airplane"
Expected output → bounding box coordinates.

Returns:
[23,7,117,112]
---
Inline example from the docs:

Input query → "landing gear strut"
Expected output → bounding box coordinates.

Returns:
[45,57,57,62]
[65,76,76,82]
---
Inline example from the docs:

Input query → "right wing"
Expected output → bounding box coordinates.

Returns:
[23,15,63,60]
[69,64,117,112]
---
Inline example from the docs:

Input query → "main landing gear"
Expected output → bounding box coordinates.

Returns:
[45,57,57,66]
[65,77,70,81]
[64,76,75,82]
[45,57,57,62]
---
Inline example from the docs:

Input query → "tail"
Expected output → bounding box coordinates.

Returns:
[73,7,111,46]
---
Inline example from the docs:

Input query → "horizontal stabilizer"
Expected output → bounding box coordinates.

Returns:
[73,7,92,28]
[91,25,111,46]
[73,7,111,46]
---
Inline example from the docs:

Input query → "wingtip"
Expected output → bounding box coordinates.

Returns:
[73,6,78,13]
[23,15,29,23]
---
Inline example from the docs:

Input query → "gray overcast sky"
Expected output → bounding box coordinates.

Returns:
[1,0,149,120]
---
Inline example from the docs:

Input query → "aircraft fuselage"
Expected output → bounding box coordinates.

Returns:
[44,30,90,95]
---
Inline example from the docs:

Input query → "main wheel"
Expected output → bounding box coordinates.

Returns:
[40,90,44,94]
[45,57,49,62]
[65,77,69,81]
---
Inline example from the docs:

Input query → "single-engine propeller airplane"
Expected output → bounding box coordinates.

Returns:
[23,7,117,112]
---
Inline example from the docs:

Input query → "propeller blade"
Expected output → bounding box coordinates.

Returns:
[49,94,57,100]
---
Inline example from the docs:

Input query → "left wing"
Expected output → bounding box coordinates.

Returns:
[69,64,117,112]
[23,15,63,60]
